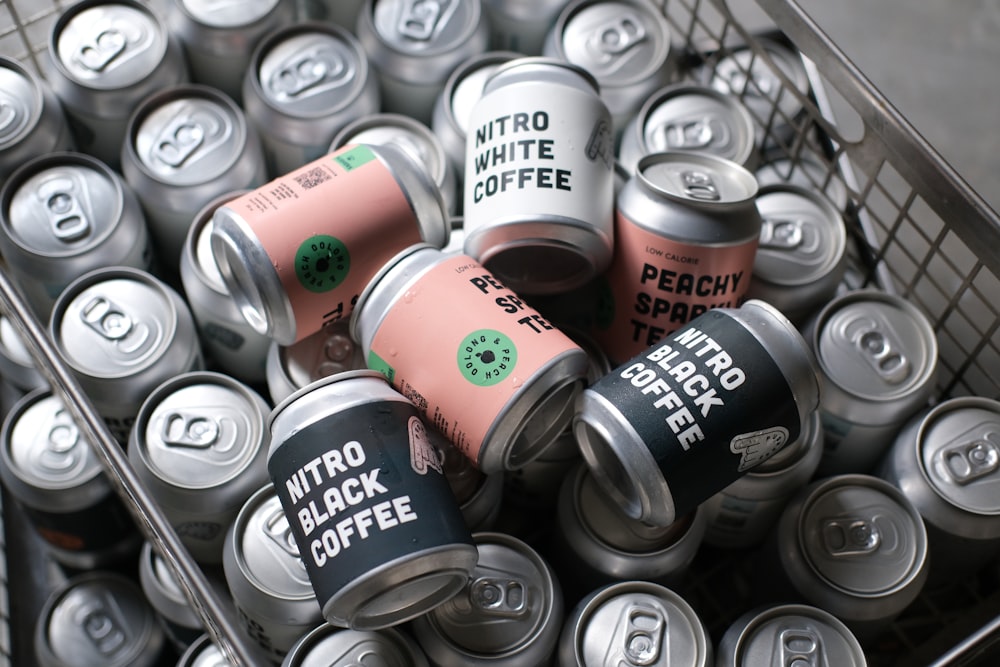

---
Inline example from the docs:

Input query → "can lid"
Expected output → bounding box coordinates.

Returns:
[816,291,938,401]
[5,154,123,256]
[0,58,39,148]
[752,183,847,287]
[798,475,927,595]
[637,151,759,207]
[54,2,168,90]
[138,542,202,627]
[917,397,1000,515]
[708,38,809,127]
[275,321,366,397]
[176,635,228,667]
[179,0,281,28]
[755,155,851,213]
[447,54,518,135]
[286,625,427,667]
[130,87,246,186]
[192,214,228,292]
[332,113,447,187]
[371,0,482,56]
[729,604,866,666]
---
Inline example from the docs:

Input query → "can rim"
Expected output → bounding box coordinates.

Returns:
[266,368,391,435]
[723,602,865,666]
[0,55,45,147]
[635,150,761,209]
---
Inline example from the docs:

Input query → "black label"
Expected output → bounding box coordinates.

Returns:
[589,310,802,518]
[268,400,473,609]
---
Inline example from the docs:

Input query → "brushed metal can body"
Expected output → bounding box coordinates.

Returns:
[180,190,271,385]
[482,0,571,55]
[122,84,267,272]
[243,22,380,176]
[879,397,1000,585]
[282,624,429,667]
[266,370,478,630]
[0,55,74,184]
[575,300,819,527]
[463,57,615,296]
[0,315,47,415]
[264,320,367,406]
[210,142,450,345]
[593,151,761,365]
[165,0,295,103]
[807,289,939,476]
[410,531,563,667]
[223,484,324,662]
[435,426,504,531]
[176,634,236,667]
[46,0,188,169]
[0,152,152,319]
[351,244,590,474]
[558,580,712,667]
[48,266,203,444]
[356,0,491,125]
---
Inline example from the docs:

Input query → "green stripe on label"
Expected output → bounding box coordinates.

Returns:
[368,350,395,383]
[335,145,377,171]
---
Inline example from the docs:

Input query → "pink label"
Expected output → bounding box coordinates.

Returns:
[367,254,581,466]
[594,210,758,363]
[225,145,422,342]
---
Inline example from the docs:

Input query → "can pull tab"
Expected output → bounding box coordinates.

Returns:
[759,218,805,250]
[38,407,82,473]
[37,176,91,243]
[657,116,728,152]
[852,323,910,384]
[270,50,348,98]
[586,13,647,62]
[0,97,19,134]
[939,439,1000,485]
[822,517,881,557]
[74,28,128,72]
[397,0,457,41]
[152,106,226,168]
[469,577,527,619]
[620,605,665,666]
[160,411,221,448]
[778,628,821,667]
[75,597,128,656]
[680,169,721,202]
[81,296,133,340]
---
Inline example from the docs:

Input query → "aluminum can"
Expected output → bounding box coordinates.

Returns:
[351,244,590,474]
[243,22,380,176]
[482,0,571,55]
[576,299,819,527]
[180,190,272,385]
[176,634,235,667]
[701,409,823,549]
[807,289,938,476]
[331,112,458,215]
[435,426,504,531]
[266,370,478,629]
[295,0,367,31]
[0,314,47,395]
[264,320,367,406]
[0,151,152,320]
[593,151,761,365]
[558,580,712,667]
[410,531,563,666]
[617,84,758,176]
[210,142,450,345]
[463,57,615,296]
[45,0,188,169]
[430,50,522,185]
[761,474,929,642]
[716,603,867,667]
[34,572,167,667]
[121,84,268,272]
[745,183,848,326]
[0,389,141,570]
[129,371,271,563]
[543,0,676,136]
[551,462,706,602]
[48,266,203,444]
[282,624,428,667]
[879,397,1000,586]
[755,151,851,212]
[164,0,295,103]
[0,55,74,184]
[355,0,491,125]
[223,484,324,662]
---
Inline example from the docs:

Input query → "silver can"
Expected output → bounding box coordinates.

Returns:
[463,57,615,296]
[267,370,478,629]
[0,55,74,184]
[879,397,1000,586]
[35,572,167,667]
[295,0,367,31]
[558,580,712,667]
[264,320,367,406]
[0,314,47,414]
[243,21,380,177]
[356,0,491,125]
[701,409,823,549]
[0,151,152,320]
[807,289,939,476]
[576,300,819,527]
[716,603,867,667]
[755,151,851,212]
[0,389,141,570]
[435,426,504,531]
[745,183,848,326]
[222,484,324,662]
[128,371,271,563]
[176,634,236,667]
[48,266,203,444]
[210,142,450,345]
[122,83,268,272]
[331,112,459,215]
[282,624,428,667]
[180,190,272,385]
[410,531,564,667]
[164,0,296,103]
[617,84,758,176]
[543,0,676,136]
[482,0,571,55]
[46,0,188,169]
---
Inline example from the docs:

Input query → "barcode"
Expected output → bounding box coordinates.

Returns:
[295,167,330,190]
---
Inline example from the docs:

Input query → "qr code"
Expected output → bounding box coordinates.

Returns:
[294,167,330,190]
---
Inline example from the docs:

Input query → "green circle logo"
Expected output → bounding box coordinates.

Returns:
[296,235,349,293]
[458,329,517,386]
